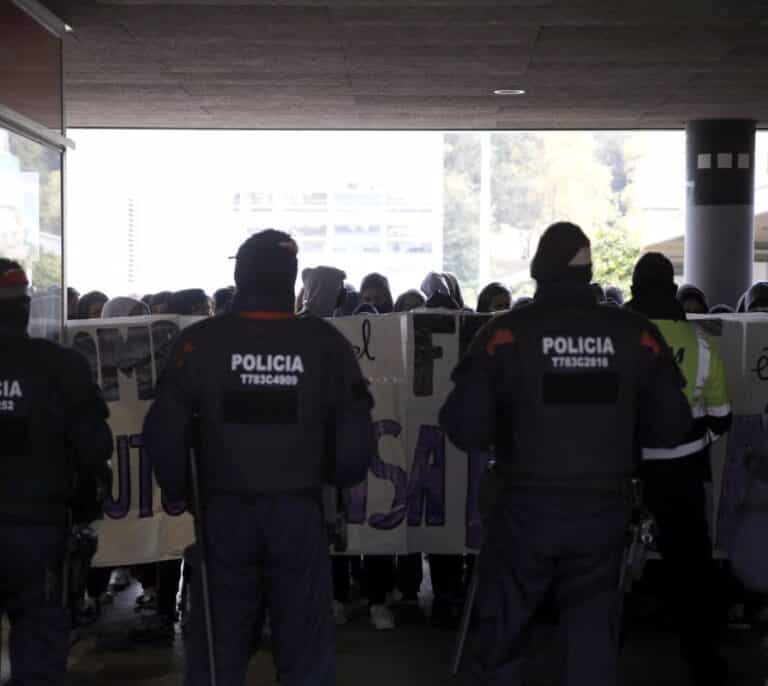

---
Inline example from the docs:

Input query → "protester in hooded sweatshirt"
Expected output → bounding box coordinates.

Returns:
[606,286,625,306]
[387,291,428,623]
[591,282,607,304]
[213,287,235,316]
[300,266,347,318]
[422,285,467,626]
[94,295,175,639]
[77,291,109,320]
[149,291,174,315]
[421,272,460,310]
[133,290,214,642]
[359,273,394,314]
[677,285,709,315]
[394,290,426,312]
[336,283,361,317]
[442,272,467,310]
[169,289,212,317]
[355,274,398,630]
[626,253,731,686]
[743,283,768,312]
[512,296,533,310]
[300,265,357,628]
[476,283,511,313]
[80,297,149,622]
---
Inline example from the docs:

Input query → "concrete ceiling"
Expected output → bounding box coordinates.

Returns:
[42,0,768,130]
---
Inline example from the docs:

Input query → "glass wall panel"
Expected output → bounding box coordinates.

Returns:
[65,129,767,310]
[0,0,64,133]
[0,126,63,338]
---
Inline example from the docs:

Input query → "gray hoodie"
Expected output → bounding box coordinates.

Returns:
[420,272,450,300]
[301,266,347,318]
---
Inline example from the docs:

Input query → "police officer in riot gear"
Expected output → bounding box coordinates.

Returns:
[627,253,731,686]
[143,230,375,686]
[439,223,693,686]
[0,259,113,685]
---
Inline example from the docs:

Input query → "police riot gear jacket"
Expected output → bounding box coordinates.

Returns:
[0,333,114,524]
[440,284,693,493]
[143,312,375,502]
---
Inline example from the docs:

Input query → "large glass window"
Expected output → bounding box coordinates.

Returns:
[65,129,767,309]
[0,126,63,337]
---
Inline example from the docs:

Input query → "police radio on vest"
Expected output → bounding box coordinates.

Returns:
[0,379,22,398]
[231,354,304,374]
[542,336,615,356]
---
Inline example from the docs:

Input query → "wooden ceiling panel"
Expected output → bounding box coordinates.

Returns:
[40,0,768,129]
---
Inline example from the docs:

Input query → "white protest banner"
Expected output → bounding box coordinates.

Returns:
[65,312,488,565]
[65,311,767,565]
[710,314,768,552]
[67,315,196,566]
[330,314,410,554]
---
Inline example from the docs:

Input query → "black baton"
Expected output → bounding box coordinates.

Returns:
[451,556,480,676]
[189,448,218,686]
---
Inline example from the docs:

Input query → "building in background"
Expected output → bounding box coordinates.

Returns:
[231,180,442,296]
[0,131,41,266]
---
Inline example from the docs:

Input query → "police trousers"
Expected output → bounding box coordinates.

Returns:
[185,494,335,686]
[0,522,69,686]
[468,490,629,686]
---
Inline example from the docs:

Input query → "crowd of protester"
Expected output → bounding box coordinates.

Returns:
[59,258,768,641]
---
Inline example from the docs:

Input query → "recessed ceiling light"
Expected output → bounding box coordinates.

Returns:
[493,89,526,96]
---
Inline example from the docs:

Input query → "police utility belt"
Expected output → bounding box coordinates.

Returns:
[478,462,634,516]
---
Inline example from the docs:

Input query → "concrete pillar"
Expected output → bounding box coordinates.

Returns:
[685,119,756,308]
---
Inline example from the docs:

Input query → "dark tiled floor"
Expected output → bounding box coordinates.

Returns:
[3,582,768,685]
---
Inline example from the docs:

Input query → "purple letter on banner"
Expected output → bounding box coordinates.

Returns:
[135,434,154,518]
[162,492,187,516]
[407,425,446,526]
[139,431,187,516]
[344,480,367,525]
[466,451,493,549]
[369,420,408,530]
[413,314,456,397]
[104,435,131,519]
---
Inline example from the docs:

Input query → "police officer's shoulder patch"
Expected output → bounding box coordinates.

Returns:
[486,328,516,356]
[640,330,661,356]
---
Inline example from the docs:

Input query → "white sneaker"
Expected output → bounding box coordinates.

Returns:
[370,604,395,630]
[109,568,131,592]
[333,601,348,626]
